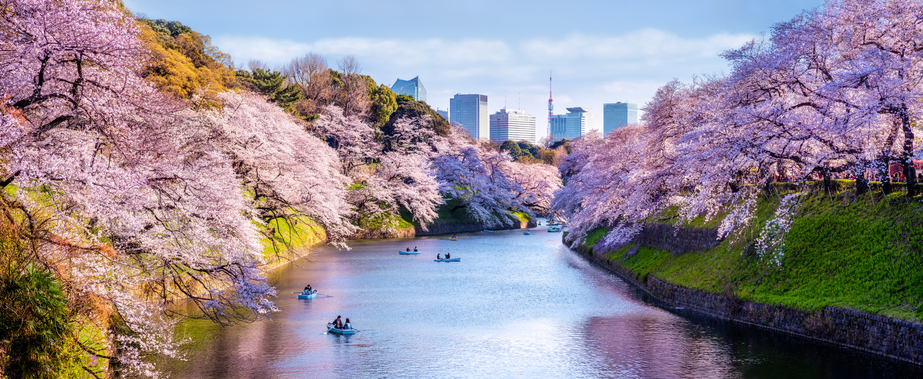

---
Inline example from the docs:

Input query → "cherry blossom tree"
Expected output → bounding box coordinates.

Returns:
[192,92,356,243]
[0,1,276,376]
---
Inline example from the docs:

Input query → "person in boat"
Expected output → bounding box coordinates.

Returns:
[406,247,410,252]
[445,252,450,259]
[332,315,344,329]
[344,318,352,330]
[304,285,313,294]
[413,246,418,252]
[437,253,442,260]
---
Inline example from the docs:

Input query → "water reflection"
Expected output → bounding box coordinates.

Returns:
[166,228,923,378]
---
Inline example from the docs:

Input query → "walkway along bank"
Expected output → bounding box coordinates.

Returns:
[565,224,923,366]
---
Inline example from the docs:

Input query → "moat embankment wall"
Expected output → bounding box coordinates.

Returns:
[349,218,536,240]
[567,225,923,366]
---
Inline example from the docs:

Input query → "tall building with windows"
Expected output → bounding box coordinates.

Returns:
[603,102,638,134]
[391,76,426,102]
[450,94,489,139]
[549,107,592,140]
[489,109,536,143]
[436,108,449,121]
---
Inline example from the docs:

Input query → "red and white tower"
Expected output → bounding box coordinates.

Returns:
[548,71,554,138]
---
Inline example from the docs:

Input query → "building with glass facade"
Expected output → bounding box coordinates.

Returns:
[603,102,638,134]
[391,76,426,102]
[450,94,489,140]
[489,108,536,143]
[549,107,592,140]
[436,108,449,121]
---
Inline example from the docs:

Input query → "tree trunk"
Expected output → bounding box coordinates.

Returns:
[880,164,893,195]
[856,174,869,196]
[904,160,917,198]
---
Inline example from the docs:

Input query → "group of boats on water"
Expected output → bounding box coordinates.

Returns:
[398,246,460,262]
[312,221,567,335]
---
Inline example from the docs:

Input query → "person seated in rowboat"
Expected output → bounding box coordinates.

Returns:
[304,284,313,294]
[437,253,442,259]
[344,318,352,329]
[406,247,411,252]
[413,246,418,252]
[445,252,450,259]
[332,315,343,329]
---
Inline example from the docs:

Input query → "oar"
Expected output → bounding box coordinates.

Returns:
[316,293,333,297]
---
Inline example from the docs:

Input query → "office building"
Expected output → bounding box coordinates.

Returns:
[549,107,592,140]
[436,108,449,121]
[450,94,489,139]
[603,102,638,134]
[489,109,536,143]
[391,76,426,102]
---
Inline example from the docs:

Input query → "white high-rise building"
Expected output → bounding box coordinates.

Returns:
[450,94,489,140]
[489,109,536,143]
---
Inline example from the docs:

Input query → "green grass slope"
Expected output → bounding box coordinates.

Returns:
[594,183,923,322]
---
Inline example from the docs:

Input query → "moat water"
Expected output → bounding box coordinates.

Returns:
[167,225,922,378]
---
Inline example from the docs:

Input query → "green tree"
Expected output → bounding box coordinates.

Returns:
[370,84,398,125]
[382,96,451,138]
[500,140,522,158]
[244,68,304,113]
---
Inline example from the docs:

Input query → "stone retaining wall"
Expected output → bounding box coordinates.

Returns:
[637,223,722,254]
[349,218,536,239]
[568,237,923,366]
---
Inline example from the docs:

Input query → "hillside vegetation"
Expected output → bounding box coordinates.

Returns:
[590,182,923,322]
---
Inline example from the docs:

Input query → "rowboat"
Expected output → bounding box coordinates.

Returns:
[398,250,421,255]
[298,291,317,299]
[524,231,532,235]
[326,323,357,335]
[449,238,457,241]
[434,258,461,262]
[547,225,562,232]
[483,230,494,233]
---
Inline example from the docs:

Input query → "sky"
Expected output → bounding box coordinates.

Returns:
[123,0,825,138]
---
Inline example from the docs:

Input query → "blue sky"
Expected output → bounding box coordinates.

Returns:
[124,0,824,137]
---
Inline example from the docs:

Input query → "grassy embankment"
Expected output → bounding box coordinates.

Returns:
[584,180,923,322]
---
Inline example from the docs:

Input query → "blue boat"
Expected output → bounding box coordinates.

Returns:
[434,258,461,262]
[524,231,532,235]
[298,291,317,299]
[547,225,562,232]
[327,323,357,335]
[483,230,494,233]
[398,250,421,255]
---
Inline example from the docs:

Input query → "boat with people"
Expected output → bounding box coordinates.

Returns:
[547,225,562,232]
[298,291,317,299]
[449,235,457,241]
[524,231,532,235]
[398,250,421,255]
[326,323,357,335]
[434,258,461,262]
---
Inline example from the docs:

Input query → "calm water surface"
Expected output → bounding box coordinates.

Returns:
[168,226,923,378]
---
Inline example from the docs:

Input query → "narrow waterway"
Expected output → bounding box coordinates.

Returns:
[167,226,922,378]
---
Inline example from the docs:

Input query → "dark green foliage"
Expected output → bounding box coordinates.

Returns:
[382,96,451,137]
[500,140,522,157]
[548,138,572,153]
[369,84,397,125]
[241,68,304,113]
[516,140,541,158]
[144,18,192,38]
[0,265,74,378]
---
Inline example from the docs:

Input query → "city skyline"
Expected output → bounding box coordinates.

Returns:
[123,0,824,136]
